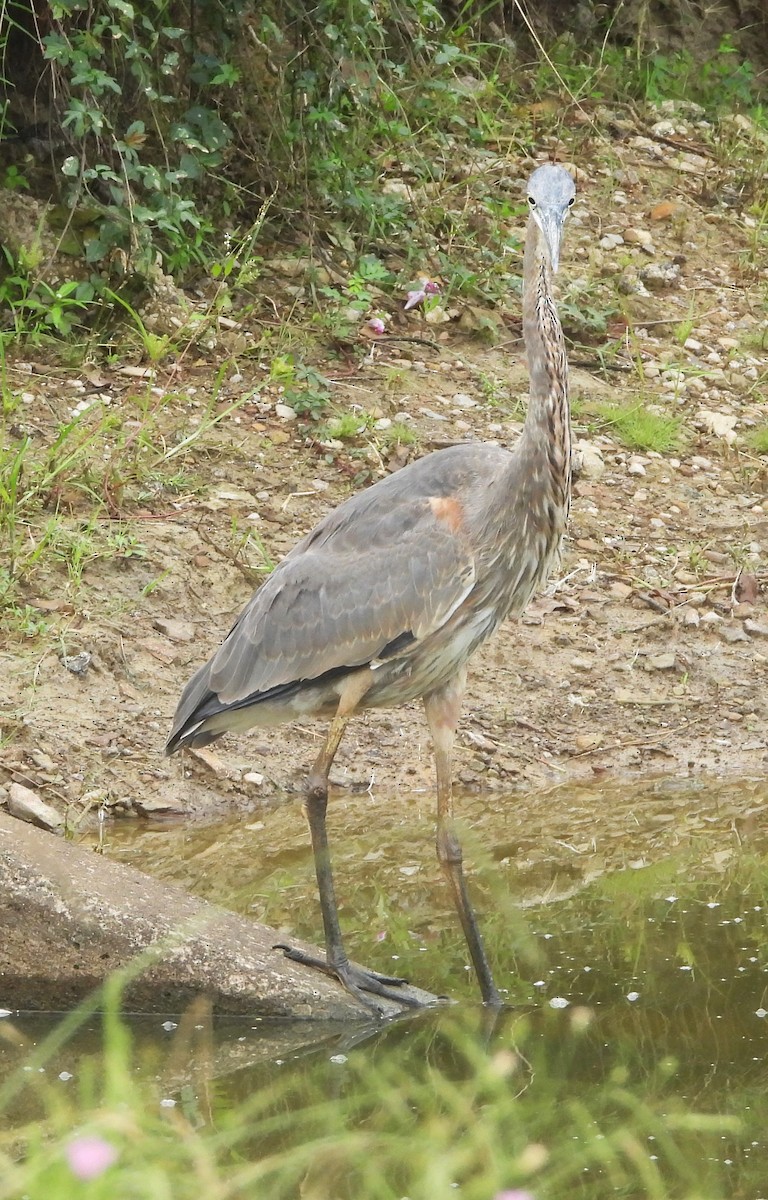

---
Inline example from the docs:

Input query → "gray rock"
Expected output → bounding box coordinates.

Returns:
[0,811,437,1018]
[7,783,64,833]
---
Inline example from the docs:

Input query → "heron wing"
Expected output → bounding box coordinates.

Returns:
[208,488,477,704]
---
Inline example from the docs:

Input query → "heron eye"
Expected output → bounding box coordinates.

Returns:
[567,196,575,207]
[528,195,536,207]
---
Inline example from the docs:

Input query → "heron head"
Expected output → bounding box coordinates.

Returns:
[526,164,576,274]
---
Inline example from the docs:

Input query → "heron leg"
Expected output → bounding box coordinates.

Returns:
[424,670,502,1009]
[276,673,424,1014]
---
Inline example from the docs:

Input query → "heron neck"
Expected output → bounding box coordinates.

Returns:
[519,215,571,500]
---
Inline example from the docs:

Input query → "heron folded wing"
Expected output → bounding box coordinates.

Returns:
[207,497,476,706]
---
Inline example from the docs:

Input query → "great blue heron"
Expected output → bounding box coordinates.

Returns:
[166,163,576,1012]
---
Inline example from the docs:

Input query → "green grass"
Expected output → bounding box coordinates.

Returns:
[377,420,421,449]
[585,401,683,453]
[746,424,768,454]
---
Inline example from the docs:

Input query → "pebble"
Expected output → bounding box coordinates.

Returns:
[7,783,64,833]
[624,227,654,247]
[452,392,477,408]
[697,409,737,442]
[29,749,55,771]
[650,119,678,137]
[574,732,604,751]
[639,262,681,290]
[719,624,749,644]
[687,593,708,607]
[243,771,265,786]
[731,602,754,619]
[744,619,768,638]
[690,455,713,470]
[154,618,195,643]
[683,337,703,352]
[627,461,646,476]
[648,652,676,671]
[682,608,700,627]
[569,655,594,671]
[574,440,605,478]
[275,403,298,421]
[683,376,708,395]
[61,651,92,676]
[599,233,625,250]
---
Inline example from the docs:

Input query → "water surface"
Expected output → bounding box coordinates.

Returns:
[4,776,768,1197]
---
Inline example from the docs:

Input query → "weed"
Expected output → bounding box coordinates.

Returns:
[533,33,758,115]
[322,412,370,441]
[559,280,618,341]
[687,545,709,574]
[0,603,52,639]
[377,421,420,449]
[674,316,696,347]
[273,361,332,420]
[103,289,179,364]
[746,424,768,454]
[0,249,96,342]
[586,401,682,453]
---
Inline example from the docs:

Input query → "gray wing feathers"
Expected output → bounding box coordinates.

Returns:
[209,499,476,704]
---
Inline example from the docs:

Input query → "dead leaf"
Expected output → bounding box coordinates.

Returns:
[28,598,75,613]
[736,573,760,605]
[649,201,678,221]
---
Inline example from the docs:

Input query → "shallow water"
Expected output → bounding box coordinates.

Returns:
[4,776,768,1196]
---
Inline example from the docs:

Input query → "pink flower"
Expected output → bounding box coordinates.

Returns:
[367,317,386,334]
[65,1135,118,1180]
[404,279,440,310]
[493,1192,535,1200]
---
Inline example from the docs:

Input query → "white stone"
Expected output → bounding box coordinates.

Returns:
[574,440,605,478]
[697,409,737,442]
[275,403,298,421]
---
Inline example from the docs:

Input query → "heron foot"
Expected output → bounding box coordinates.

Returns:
[274,943,426,1013]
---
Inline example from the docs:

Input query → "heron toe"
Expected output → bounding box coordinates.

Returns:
[274,942,428,1013]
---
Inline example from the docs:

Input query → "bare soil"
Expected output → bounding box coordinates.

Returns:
[2,130,767,832]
